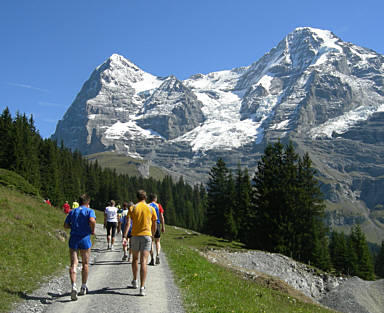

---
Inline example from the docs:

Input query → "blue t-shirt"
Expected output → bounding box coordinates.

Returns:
[120,209,132,235]
[149,202,160,224]
[65,205,96,237]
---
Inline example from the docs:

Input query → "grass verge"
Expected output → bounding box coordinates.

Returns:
[162,226,335,313]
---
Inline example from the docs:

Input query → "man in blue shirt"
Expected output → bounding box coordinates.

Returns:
[64,194,96,301]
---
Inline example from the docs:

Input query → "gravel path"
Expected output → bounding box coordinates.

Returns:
[13,224,185,313]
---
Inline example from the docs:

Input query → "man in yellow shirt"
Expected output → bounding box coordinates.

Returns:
[123,189,157,296]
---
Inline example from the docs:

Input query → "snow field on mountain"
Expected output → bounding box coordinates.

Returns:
[177,72,265,151]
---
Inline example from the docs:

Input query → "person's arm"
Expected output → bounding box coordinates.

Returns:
[64,214,71,229]
[151,209,157,235]
[123,215,131,238]
[117,217,122,233]
[89,217,96,235]
[104,210,107,228]
[160,212,165,233]
[151,219,156,236]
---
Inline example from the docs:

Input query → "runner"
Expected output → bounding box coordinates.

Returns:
[104,200,118,250]
[123,190,157,296]
[72,201,79,209]
[63,194,96,301]
[148,194,165,265]
[119,201,133,261]
[62,201,71,214]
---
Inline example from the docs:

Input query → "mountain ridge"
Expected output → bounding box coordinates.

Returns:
[52,26,384,243]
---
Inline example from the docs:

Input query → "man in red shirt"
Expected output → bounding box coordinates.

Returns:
[63,201,71,214]
[148,194,165,266]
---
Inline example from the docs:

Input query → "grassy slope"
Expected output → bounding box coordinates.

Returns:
[0,186,69,313]
[162,226,336,313]
[85,151,168,180]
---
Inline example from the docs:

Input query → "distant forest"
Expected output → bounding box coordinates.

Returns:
[1,107,383,279]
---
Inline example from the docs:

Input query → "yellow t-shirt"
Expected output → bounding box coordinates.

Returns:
[128,201,157,236]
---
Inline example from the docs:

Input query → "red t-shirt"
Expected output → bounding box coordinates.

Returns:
[157,203,164,214]
[63,203,71,214]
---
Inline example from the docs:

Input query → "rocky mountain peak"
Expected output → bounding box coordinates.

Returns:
[53,29,384,244]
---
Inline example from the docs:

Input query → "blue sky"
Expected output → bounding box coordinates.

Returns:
[1,0,383,138]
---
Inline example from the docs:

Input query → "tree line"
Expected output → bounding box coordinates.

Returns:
[1,107,383,279]
[0,108,206,229]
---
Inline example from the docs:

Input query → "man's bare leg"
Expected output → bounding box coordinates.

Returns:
[140,250,150,288]
[80,248,90,285]
[69,248,78,285]
[155,238,161,255]
[69,249,78,300]
[131,250,140,284]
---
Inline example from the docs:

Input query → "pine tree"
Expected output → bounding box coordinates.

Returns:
[252,141,288,252]
[205,158,230,238]
[349,225,375,280]
[0,108,13,169]
[296,152,328,265]
[252,142,329,268]
[235,166,253,245]
[222,170,237,241]
[329,231,349,274]
[375,241,384,278]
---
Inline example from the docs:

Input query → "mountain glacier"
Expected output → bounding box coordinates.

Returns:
[53,27,384,242]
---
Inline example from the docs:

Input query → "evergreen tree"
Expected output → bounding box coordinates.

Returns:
[252,141,329,269]
[205,158,230,238]
[329,231,349,274]
[252,141,288,252]
[235,166,253,245]
[0,107,14,169]
[375,241,384,278]
[296,152,328,266]
[349,225,375,280]
[222,170,237,241]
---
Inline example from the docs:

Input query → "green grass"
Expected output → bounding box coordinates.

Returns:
[0,186,69,313]
[162,226,336,313]
[0,169,39,197]
[0,181,335,313]
[85,151,168,180]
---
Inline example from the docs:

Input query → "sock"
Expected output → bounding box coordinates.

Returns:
[81,283,87,289]
[72,283,76,289]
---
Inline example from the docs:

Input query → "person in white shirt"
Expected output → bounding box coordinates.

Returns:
[104,200,118,250]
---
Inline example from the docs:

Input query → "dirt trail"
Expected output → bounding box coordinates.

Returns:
[14,224,185,313]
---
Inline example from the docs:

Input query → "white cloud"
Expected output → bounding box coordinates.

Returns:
[7,82,50,93]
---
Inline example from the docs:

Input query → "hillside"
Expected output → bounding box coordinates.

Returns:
[0,181,69,312]
[85,151,172,179]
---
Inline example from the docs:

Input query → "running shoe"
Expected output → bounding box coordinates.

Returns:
[139,286,146,296]
[148,259,155,266]
[131,279,138,289]
[155,255,160,265]
[71,286,78,301]
[122,255,128,261]
[79,286,88,296]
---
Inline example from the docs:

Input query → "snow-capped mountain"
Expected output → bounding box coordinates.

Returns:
[53,27,384,242]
